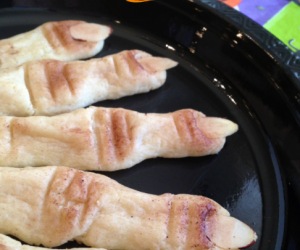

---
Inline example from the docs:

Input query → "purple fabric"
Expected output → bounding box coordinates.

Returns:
[238,0,289,25]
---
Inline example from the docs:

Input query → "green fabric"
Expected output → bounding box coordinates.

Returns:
[264,2,300,52]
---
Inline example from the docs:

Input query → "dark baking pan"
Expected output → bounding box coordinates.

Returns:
[0,0,299,249]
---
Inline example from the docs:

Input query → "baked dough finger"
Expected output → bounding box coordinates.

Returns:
[0,234,106,250]
[0,107,238,171]
[0,20,111,70]
[0,166,257,250]
[0,50,177,116]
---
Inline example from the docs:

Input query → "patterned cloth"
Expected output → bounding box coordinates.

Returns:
[219,0,300,53]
